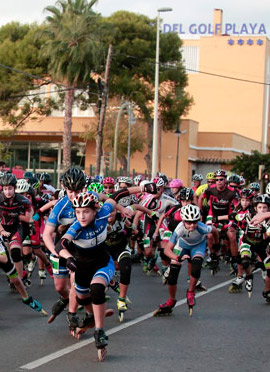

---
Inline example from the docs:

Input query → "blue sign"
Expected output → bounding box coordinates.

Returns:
[163,23,267,35]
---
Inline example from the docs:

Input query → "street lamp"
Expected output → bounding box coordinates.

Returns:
[151,7,173,179]
[175,126,186,178]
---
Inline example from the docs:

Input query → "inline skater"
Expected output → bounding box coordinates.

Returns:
[168,179,183,202]
[249,182,260,197]
[55,182,157,360]
[195,172,215,221]
[0,173,32,282]
[153,204,218,317]
[191,174,203,193]
[102,177,115,195]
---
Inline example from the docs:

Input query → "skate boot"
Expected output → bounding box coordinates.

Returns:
[131,253,143,264]
[186,290,196,316]
[23,296,48,316]
[67,312,79,337]
[45,263,54,279]
[117,297,128,322]
[94,329,108,361]
[27,256,38,278]
[22,271,31,287]
[39,269,46,285]
[143,261,148,272]
[203,255,212,268]
[228,276,244,293]
[262,290,270,303]
[109,280,120,294]
[75,312,95,339]
[245,274,253,298]
[48,297,69,323]
[153,298,177,317]
[208,253,220,275]
[229,262,238,276]
[195,280,207,292]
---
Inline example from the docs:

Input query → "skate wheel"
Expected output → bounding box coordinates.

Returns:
[40,309,48,316]
[48,314,56,324]
[189,308,193,317]
[105,308,114,318]
[248,292,252,299]
[119,312,124,322]
[98,347,107,362]
[153,309,160,317]
[40,279,44,286]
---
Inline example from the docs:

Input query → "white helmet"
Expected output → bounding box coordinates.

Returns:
[180,204,200,222]
[266,183,270,196]
[58,188,66,199]
[152,177,165,187]
[118,176,133,186]
[15,179,30,194]
[192,173,203,182]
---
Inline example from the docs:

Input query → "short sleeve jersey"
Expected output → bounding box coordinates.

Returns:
[140,193,177,218]
[202,185,237,217]
[170,221,212,249]
[47,196,75,227]
[0,193,32,226]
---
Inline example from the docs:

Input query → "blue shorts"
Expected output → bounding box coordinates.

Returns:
[180,241,206,259]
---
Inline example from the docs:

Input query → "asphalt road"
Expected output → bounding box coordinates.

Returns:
[0,260,270,372]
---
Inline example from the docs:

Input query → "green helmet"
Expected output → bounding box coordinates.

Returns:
[87,182,104,194]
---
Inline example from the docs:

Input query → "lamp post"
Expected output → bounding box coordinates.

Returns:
[151,7,172,179]
[175,127,186,178]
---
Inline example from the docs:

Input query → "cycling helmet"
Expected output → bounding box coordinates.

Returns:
[24,171,34,180]
[15,179,30,193]
[140,180,151,189]
[192,173,203,182]
[254,194,270,205]
[214,169,227,178]
[62,167,85,191]
[1,173,17,186]
[72,192,99,209]
[152,177,165,188]
[266,182,270,195]
[179,187,194,201]
[118,176,133,186]
[169,179,184,188]
[227,174,241,184]
[206,172,215,180]
[28,176,40,190]
[158,173,169,186]
[240,188,254,199]
[239,176,246,186]
[249,182,260,191]
[40,172,52,183]
[180,204,200,222]
[103,177,115,185]
[88,182,104,193]
[133,175,143,186]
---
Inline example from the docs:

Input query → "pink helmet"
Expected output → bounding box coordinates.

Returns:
[103,177,115,185]
[169,179,183,188]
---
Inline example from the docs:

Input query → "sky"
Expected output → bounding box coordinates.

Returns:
[0,0,270,38]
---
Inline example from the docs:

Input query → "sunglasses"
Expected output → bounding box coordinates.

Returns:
[184,220,199,225]
[215,178,225,181]
[229,185,239,189]
[207,181,215,184]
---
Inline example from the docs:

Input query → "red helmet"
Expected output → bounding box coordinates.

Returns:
[72,192,99,209]
[103,177,115,185]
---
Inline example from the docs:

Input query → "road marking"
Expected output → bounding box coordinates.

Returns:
[19,278,232,370]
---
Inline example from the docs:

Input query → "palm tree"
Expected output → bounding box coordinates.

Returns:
[41,0,101,169]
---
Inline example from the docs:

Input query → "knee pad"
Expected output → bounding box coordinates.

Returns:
[90,283,106,305]
[76,296,92,306]
[191,257,203,279]
[167,264,181,286]
[23,253,32,264]
[241,258,251,270]
[11,248,22,263]
[119,256,132,285]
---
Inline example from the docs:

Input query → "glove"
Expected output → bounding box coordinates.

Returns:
[141,182,157,194]
[66,257,77,272]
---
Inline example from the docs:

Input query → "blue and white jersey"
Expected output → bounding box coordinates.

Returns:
[47,196,75,227]
[170,221,212,249]
[65,202,114,251]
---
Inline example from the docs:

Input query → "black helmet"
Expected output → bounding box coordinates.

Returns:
[62,167,86,191]
[24,171,34,180]
[1,173,17,186]
[40,172,52,183]
[227,174,241,184]
[179,187,194,201]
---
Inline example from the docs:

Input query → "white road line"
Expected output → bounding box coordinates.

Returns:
[19,278,232,370]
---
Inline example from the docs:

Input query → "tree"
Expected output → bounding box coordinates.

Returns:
[0,22,53,157]
[230,150,270,183]
[102,11,192,172]
[40,0,102,170]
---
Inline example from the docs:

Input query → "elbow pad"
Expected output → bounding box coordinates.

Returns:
[55,238,71,254]
[111,188,130,202]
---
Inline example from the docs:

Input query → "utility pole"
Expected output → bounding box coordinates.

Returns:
[95,44,113,175]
